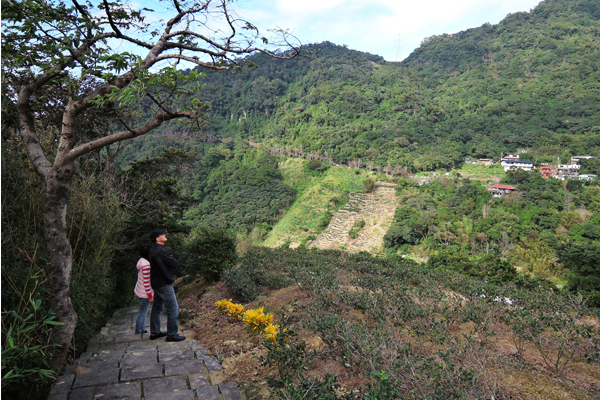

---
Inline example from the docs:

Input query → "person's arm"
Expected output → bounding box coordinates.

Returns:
[142,265,153,300]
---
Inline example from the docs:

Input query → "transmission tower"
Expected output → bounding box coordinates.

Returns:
[393,34,402,62]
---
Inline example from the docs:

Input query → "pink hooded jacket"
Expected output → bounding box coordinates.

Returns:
[134,258,154,300]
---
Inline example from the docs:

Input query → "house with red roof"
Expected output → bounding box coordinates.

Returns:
[540,165,556,178]
[487,184,517,198]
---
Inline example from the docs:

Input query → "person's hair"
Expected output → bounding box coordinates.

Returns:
[140,244,151,259]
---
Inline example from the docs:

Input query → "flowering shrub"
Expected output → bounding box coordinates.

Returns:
[214,299,245,320]
[262,324,280,343]
[215,300,278,341]
[243,307,273,332]
[215,299,230,313]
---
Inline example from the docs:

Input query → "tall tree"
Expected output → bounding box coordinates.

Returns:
[1,0,300,364]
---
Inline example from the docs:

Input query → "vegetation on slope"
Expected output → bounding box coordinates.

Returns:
[263,160,369,248]
[152,0,599,173]
[206,247,600,399]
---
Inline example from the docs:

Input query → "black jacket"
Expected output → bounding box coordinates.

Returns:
[149,244,179,289]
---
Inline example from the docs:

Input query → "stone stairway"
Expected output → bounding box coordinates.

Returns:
[309,182,397,254]
[48,306,243,400]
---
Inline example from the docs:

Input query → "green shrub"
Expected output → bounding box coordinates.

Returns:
[181,226,237,280]
[307,159,328,173]
[1,299,61,399]
[222,268,263,303]
[222,252,294,302]
[428,249,517,284]
[319,211,333,228]
[557,239,600,308]
[363,178,376,193]
[349,219,365,239]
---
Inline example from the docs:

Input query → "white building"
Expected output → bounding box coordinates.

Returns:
[501,160,534,172]
[571,156,594,163]
[556,164,581,176]
[501,154,520,162]
[579,174,598,181]
[487,184,518,198]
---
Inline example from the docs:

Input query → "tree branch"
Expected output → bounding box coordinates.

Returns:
[66,110,193,161]
[102,0,123,37]
[71,0,94,39]
[154,54,231,69]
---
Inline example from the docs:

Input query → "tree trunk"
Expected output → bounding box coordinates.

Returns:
[42,167,78,367]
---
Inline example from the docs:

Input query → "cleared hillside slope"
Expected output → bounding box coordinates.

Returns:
[308,182,397,254]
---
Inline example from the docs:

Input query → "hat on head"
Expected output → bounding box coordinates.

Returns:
[150,229,167,243]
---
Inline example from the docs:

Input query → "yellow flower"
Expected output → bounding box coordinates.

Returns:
[227,303,245,320]
[243,307,273,332]
[215,299,232,313]
[262,324,279,343]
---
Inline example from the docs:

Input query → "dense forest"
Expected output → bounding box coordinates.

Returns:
[383,171,600,307]
[119,0,600,171]
[2,0,600,398]
[114,0,600,233]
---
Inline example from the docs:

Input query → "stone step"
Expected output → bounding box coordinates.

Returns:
[48,308,243,400]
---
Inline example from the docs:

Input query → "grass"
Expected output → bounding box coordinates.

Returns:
[456,163,506,183]
[263,162,366,248]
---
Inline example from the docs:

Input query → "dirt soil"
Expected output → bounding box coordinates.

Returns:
[179,282,364,399]
[178,280,600,400]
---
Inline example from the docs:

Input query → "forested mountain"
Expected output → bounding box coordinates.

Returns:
[144,0,600,172]
[112,0,600,236]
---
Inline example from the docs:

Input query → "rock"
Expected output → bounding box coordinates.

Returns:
[245,385,263,399]
[223,340,238,346]
[178,308,194,322]
[208,370,225,385]
[306,336,326,351]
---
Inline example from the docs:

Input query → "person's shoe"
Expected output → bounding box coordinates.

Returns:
[166,334,185,342]
[149,332,167,340]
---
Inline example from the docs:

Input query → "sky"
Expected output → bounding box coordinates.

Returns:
[235,0,544,61]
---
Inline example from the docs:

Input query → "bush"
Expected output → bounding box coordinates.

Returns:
[222,258,294,303]
[557,239,600,308]
[363,178,376,193]
[182,226,237,280]
[349,220,365,239]
[307,159,328,173]
[1,299,61,399]
[428,249,517,284]
[319,211,333,229]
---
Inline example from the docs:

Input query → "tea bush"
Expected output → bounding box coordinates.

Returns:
[181,226,237,280]
[234,247,600,398]
[222,268,263,303]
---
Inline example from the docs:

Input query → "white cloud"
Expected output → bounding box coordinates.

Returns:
[238,0,542,60]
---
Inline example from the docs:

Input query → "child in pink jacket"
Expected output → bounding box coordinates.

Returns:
[134,245,154,334]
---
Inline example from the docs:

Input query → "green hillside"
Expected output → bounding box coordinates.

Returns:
[3,0,600,398]
[165,0,599,172]
[110,0,600,242]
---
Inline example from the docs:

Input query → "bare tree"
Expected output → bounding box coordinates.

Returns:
[2,0,300,364]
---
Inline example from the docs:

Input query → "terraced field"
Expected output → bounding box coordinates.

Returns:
[308,182,397,254]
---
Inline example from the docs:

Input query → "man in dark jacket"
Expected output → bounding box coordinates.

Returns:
[148,229,185,342]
